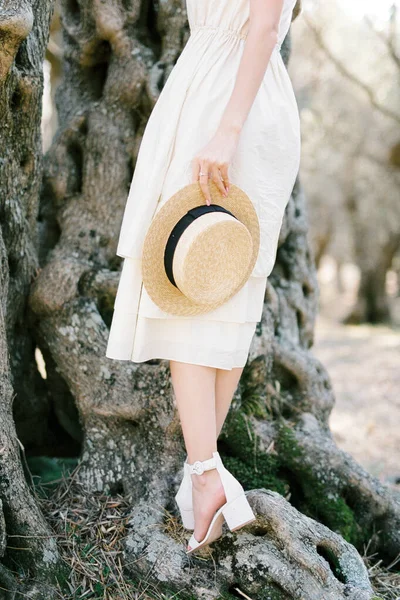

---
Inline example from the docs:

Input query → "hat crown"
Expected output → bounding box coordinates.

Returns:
[164,203,238,289]
[172,211,253,305]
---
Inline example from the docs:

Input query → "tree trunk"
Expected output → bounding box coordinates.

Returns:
[345,233,400,324]
[1,0,399,597]
[0,0,66,596]
[344,167,400,325]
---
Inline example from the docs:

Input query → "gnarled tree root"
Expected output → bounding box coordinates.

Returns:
[275,413,400,561]
[123,490,373,600]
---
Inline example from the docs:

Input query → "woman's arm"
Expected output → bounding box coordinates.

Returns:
[192,0,284,204]
[219,0,283,134]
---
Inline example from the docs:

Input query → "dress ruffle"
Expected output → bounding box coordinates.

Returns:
[105,256,267,369]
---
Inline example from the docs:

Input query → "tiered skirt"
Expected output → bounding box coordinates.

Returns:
[105,256,267,370]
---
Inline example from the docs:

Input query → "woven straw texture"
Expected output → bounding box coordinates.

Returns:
[141,180,260,316]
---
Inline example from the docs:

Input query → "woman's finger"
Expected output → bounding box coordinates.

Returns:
[219,163,230,193]
[211,164,228,198]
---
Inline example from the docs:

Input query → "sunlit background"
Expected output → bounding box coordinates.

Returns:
[288,0,400,484]
[337,0,397,20]
[304,0,398,19]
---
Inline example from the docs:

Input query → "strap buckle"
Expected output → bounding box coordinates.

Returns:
[189,456,217,475]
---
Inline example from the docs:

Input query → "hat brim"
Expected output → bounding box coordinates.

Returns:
[141,180,260,316]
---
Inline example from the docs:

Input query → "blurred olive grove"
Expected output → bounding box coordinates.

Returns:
[287,0,400,489]
[289,0,400,325]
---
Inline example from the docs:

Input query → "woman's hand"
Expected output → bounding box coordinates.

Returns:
[191,125,241,205]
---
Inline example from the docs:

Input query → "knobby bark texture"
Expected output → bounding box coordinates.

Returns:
[0,0,398,597]
[0,0,66,597]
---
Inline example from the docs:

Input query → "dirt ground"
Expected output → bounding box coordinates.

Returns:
[311,259,400,485]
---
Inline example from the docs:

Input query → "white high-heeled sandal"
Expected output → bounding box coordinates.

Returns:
[186,451,256,554]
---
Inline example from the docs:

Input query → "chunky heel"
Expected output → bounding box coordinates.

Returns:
[222,492,256,531]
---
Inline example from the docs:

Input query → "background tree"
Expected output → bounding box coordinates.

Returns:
[0,0,65,597]
[290,1,400,324]
[0,0,399,598]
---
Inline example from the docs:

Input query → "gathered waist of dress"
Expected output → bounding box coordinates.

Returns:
[189,24,282,51]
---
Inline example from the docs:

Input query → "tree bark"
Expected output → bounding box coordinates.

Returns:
[0,2,65,595]
[125,489,373,599]
[1,0,398,597]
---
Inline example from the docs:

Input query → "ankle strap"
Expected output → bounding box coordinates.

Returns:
[188,456,217,475]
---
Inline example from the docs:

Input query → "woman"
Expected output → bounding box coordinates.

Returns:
[106,0,301,553]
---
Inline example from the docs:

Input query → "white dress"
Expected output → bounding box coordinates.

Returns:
[105,0,301,370]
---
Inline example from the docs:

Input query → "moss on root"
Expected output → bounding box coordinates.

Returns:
[219,411,288,496]
[220,410,367,549]
[276,425,365,546]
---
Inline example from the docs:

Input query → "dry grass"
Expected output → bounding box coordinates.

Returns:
[38,469,181,600]
[362,539,400,600]
[37,469,400,600]
[161,506,188,547]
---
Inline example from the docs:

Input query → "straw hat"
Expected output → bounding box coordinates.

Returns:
[141,179,260,316]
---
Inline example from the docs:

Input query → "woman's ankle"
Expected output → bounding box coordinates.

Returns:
[191,468,221,491]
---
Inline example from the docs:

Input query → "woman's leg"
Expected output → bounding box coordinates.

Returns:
[169,360,226,547]
[215,366,244,437]
[170,360,217,461]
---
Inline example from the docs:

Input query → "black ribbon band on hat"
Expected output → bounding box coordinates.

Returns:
[164,204,238,289]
